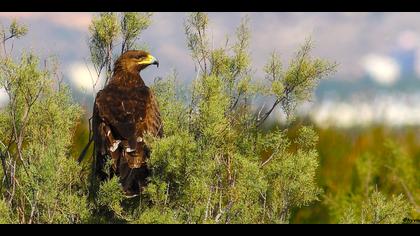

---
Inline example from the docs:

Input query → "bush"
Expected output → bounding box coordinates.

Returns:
[0,21,89,224]
[124,13,336,224]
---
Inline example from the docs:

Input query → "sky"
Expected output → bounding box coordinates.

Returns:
[2,12,420,127]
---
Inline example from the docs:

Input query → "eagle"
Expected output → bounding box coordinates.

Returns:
[92,50,162,197]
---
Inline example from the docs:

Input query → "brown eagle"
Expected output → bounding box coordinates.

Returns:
[92,50,162,197]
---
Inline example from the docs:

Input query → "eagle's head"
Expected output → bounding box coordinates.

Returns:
[115,50,159,73]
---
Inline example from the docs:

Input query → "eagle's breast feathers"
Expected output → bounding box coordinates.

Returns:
[94,84,162,169]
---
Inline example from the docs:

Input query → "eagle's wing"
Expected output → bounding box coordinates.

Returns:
[92,84,162,174]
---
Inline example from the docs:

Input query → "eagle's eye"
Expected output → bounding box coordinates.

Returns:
[136,55,146,60]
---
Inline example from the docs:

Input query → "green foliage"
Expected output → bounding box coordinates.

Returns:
[263,146,322,222]
[185,13,210,73]
[88,12,152,85]
[131,13,334,224]
[89,12,119,80]
[0,199,16,223]
[286,125,420,223]
[17,147,90,223]
[0,19,28,46]
[91,13,120,47]
[97,176,125,217]
[0,21,88,224]
[314,126,419,224]
[8,20,28,39]
[133,208,180,224]
[332,190,411,224]
[121,12,152,53]
[296,126,319,150]
[151,73,189,135]
[264,40,336,118]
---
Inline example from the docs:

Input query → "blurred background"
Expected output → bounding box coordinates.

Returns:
[3,12,420,128]
[1,12,420,223]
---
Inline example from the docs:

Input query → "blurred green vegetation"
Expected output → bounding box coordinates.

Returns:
[288,121,420,223]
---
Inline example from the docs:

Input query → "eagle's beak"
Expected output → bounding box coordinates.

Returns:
[151,56,159,68]
[139,54,159,68]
